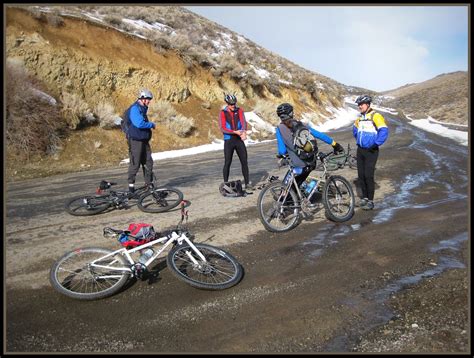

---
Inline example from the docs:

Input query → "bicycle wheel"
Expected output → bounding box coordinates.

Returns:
[65,195,111,216]
[322,175,355,222]
[50,247,130,300]
[257,181,300,232]
[137,188,184,213]
[348,155,357,169]
[167,243,243,290]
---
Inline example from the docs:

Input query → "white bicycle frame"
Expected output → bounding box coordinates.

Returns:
[90,231,207,276]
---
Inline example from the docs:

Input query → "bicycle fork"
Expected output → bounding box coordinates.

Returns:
[179,235,207,269]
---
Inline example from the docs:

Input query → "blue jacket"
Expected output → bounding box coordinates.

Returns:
[126,101,154,141]
[352,109,389,149]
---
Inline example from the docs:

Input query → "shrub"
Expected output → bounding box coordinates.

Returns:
[152,100,195,137]
[60,92,95,129]
[5,59,65,157]
[103,14,123,27]
[253,99,280,126]
[94,102,118,129]
[167,114,195,137]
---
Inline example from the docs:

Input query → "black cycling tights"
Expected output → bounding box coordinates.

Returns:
[356,146,379,200]
[223,136,249,184]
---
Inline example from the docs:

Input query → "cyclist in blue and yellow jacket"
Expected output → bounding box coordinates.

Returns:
[352,95,389,210]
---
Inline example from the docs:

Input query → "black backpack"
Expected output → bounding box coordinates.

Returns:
[219,180,245,197]
[120,108,131,137]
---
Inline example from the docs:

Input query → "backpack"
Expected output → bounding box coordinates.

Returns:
[120,108,131,137]
[292,122,318,162]
[219,180,245,197]
[118,223,156,248]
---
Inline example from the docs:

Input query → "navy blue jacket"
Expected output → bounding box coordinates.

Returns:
[125,101,154,141]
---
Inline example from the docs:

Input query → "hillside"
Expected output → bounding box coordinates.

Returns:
[378,71,468,125]
[5,5,348,182]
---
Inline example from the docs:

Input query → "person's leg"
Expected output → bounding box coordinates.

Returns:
[364,148,379,201]
[356,147,368,200]
[128,139,143,190]
[235,139,250,185]
[223,138,235,182]
[143,141,154,185]
[295,166,312,187]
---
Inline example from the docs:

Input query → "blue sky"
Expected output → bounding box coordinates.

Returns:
[186,5,468,92]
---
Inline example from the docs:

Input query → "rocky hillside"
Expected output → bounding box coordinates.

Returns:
[377,71,468,125]
[5,5,351,181]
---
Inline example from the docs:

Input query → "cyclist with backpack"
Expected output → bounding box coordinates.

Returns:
[122,89,157,195]
[352,95,389,210]
[275,103,344,187]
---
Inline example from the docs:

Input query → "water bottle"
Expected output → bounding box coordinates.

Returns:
[305,179,317,195]
[300,181,308,192]
[138,248,154,265]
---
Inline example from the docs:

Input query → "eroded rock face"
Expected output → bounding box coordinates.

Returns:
[6,7,341,116]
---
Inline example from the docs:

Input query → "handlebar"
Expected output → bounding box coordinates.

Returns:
[277,151,334,169]
[103,227,130,238]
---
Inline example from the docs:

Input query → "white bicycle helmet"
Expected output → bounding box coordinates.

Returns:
[138,89,153,100]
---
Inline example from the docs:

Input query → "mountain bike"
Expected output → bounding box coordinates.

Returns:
[50,205,243,300]
[257,151,355,233]
[316,143,357,171]
[65,171,183,216]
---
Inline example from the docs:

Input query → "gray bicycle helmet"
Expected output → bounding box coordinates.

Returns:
[224,94,237,105]
[355,95,372,105]
[138,89,153,100]
[276,103,294,121]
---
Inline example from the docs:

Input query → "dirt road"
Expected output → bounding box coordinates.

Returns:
[5,113,469,353]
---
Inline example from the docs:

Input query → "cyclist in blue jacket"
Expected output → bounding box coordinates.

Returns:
[275,103,344,187]
[124,89,157,194]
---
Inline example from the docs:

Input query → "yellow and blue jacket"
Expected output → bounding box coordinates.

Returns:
[353,109,389,149]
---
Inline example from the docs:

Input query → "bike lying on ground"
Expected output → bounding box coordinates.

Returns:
[65,173,183,216]
[257,151,355,233]
[50,205,243,300]
[316,143,357,171]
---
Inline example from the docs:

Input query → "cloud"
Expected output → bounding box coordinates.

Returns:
[186,6,468,91]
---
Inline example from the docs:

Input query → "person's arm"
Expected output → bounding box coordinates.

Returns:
[373,113,389,146]
[308,127,333,145]
[353,119,359,139]
[275,127,288,156]
[129,106,155,129]
[309,126,344,153]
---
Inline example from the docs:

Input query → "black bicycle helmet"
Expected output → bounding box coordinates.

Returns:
[355,95,372,105]
[224,94,237,105]
[276,103,294,121]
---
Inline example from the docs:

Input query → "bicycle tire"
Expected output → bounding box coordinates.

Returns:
[167,243,243,290]
[65,195,112,216]
[348,155,357,169]
[322,175,355,222]
[257,181,301,232]
[137,188,184,213]
[50,247,130,300]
